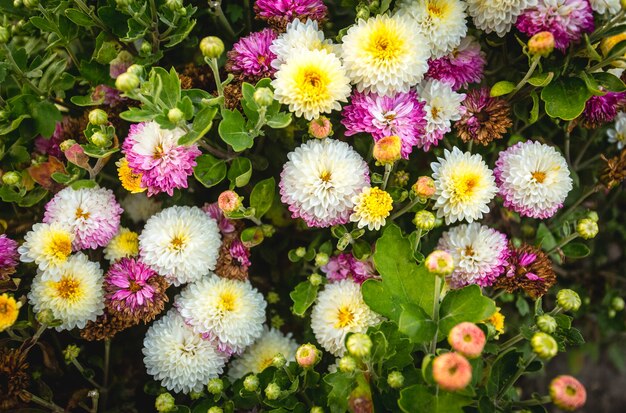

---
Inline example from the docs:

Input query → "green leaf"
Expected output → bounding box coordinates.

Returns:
[324,372,354,413]
[266,112,292,129]
[536,223,557,251]
[438,285,496,337]
[541,77,591,120]
[70,179,97,190]
[18,187,48,207]
[290,281,319,317]
[240,227,264,247]
[193,154,226,188]
[399,385,471,413]
[218,109,254,152]
[178,106,218,145]
[561,242,591,258]
[398,304,437,344]
[70,94,104,107]
[591,72,626,92]
[527,72,554,87]
[120,107,156,122]
[32,101,62,138]
[250,177,275,218]
[529,90,540,124]
[64,8,95,27]
[490,81,515,97]
[81,144,119,159]
[0,185,23,203]
[0,115,30,136]
[487,350,522,397]
[227,157,252,188]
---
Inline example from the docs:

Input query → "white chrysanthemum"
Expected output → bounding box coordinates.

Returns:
[431,147,498,224]
[18,222,74,277]
[341,14,430,96]
[120,193,162,223]
[608,112,626,150]
[143,309,227,394]
[270,19,335,69]
[279,139,370,228]
[176,274,267,355]
[228,327,298,379]
[272,48,351,120]
[495,141,572,219]
[466,0,538,37]
[28,253,104,331]
[310,280,381,357]
[396,0,468,58]
[589,0,621,14]
[103,227,139,262]
[139,206,221,286]
[418,79,466,135]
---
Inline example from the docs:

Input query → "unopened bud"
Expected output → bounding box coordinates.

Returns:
[265,383,281,400]
[536,314,557,334]
[394,170,409,187]
[90,131,110,148]
[0,27,10,44]
[373,136,402,165]
[272,353,287,369]
[387,371,405,389]
[88,109,108,126]
[355,3,370,20]
[587,211,599,222]
[424,250,454,276]
[218,190,242,214]
[60,139,77,152]
[315,252,329,267]
[310,407,324,413]
[243,374,259,392]
[126,64,143,76]
[296,343,320,368]
[140,42,152,55]
[557,289,581,312]
[2,171,20,186]
[155,392,176,413]
[207,378,223,395]
[338,355,357,372]
[346,333,372,358]
[166,0,183,11]
[168,107,184,123]
[295,247,306,258]
[308,273,323,286]
[115,72,140,92]
[63,344,81,364]
[528,31,555,58]
[309,116,333,139]
[576,218,598,239]
[253,87,274,107]
[261,224,275,237]
[611,296,625,311]
[200,36,225,59]
[22,0,38,8]
[412,176,436,199]
[413,210,436,231]
[531,332,558,359]
[207,408,223,413]
[267,291,279,304]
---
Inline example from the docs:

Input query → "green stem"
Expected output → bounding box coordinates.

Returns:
[100,339,111,413]
[389,198,420,221]
[551,186,598,229]
[498,334,524,352]
[512,395,552,407]
[213,3,236,39]
[414,229,423,253]
[381,163,393,191]
[148,0,160,51]
[208,57,224,99]
[429,276,442,354]
[26,391,65,413]
[2,45,45,96]
[71,359,103,390]
[20,323,47,354]
[548,233,580,255]
[511,55,541,97]
[496,354,537,401]
[573,135,595,169]
[243,0,252,33]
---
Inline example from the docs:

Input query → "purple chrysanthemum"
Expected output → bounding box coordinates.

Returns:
[342,90,427,158]
[229,239,251,270]
[203,202,236,234]
[122,121,201,197]
[34,120,68,159]
[225,28,277,80]
[321,253,376,285]
[426,36,486,91]
[582,91,626,128]
[516,0,594,51]
[254,0,327,30]
[0,235,18,280]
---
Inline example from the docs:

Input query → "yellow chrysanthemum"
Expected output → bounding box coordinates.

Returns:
[103,227,139,262]
[350,187,394,231]
[601,33,626,68]
[117,157,145,193]
[486,308,505,336]
[0,294,21,332]
[18,222,74,277]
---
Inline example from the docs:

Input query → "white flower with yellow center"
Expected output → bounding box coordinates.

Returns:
[139,206,221,286]
[104,227,139,262]
[466,0,537,37]
[28,253,105,331]
[431,147,497,224]
[310,280,381,357]
[340,14,430,96]
[396,0,468,58]
[272,48,351,120]
[18,222,74,277]
[350,187,394,231]
[608,112,626,150]
[228,327,298,379]
[270,19,336,69]
[143,309,227,394]
[418,79,466,135]
[176,274,267,355]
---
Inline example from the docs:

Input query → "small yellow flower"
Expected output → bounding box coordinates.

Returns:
[486,308,505,336]
[0,293,21,332]
[117,157,145,193]
[103,227,139,261]
[350,187,394,231]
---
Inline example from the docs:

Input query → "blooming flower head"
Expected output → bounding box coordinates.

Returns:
[341,14,430,96]
[608,111,626,149]
[455,88,513,145]
[589,0,621,14]
[0,293,21,332]
[28,253,105,331]
[203,202,237,234]
[495,243,556,299]
[448,322,486,358]
[139,206,221,286]
[432,352,472,391]
[425,36,486,91]
[226,28,277,80]
[270,19,334,69]
[495,141,572,219]
[486,308,505,335]
[341,90,427,158]
[43,186,122,250]
[120,193,162,224]
[431,148,497,224]
[117,157,145,193]
[143,310,227,394]
[18,222,74,277]
[550,375,587,411]
[228,327,298,379]
[310,280,382,357]
[0,235,18,280]
[437,223,509,287]
[466,0,537,36]
[104,227,139,262]
[321,253,376,284]
[272,48,351,120]
[516,0,594,51]
[254,0,328,30]
[350,187,394,231]
[279,139,370,228]
[396,0,468,58]
[417,79,466,151]
[582,91,626,128]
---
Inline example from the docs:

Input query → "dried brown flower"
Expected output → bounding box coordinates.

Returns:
[106,274,169,325]
[600,149,626,190]
[455,88,513,145]
[494,243,556,299]
[215,232,249,281]
[178,63,214,90]
[80,310,134,341]
[0,347,30,410]
[223,80,244,111]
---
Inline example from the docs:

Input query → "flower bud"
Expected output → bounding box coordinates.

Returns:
[424,250,454,276]
[126,64,143,76]
[310,407,324,413]
[200,36,225,59]
[308,273,323,286]
[272,353,287,369]
[413,210,436,231]
[315,252,329,267]
[60,139,77,152]
[265,383,281,400]
[296,343,320,368]
[90,131,110,148]
[2,171,20,186]
[394,170,409,187]
[63,344,81,364]
[115,72,140,92]
[432,353,472,391]
[587,211,599,222]
[528,31,555,58]
[609,308,616,318]
[346,333,372,358]
[88,109,108,126]
[243,374,259,392]
[295,247,307,258]
[166,0,183,11]
[207,407,223,413]
[576,218,598,239]
[557,289,581,312]
[261,224,275,237]
[412,176,436,199]
[140,42,152,55]
[22,0,38,8]
[373,136,402,165]
[550,375,586,411]
[611,296,625,311]
[271,314,284,328]
[253,87,274,107]
[13,0,21,7]
[309,116,333,139]
[267,291,279,304]
[531,332,558,359]
[448,322,486,359]
[168,107,184,123]
[218,190,242,214]
[338,355,357,372]
[0,27,10,44]
[155,393,176,413]
[207,378,223,395]
[387,371,405,389]
[115,0,132,6]
[355,2,370,20]
[536,314,557,334]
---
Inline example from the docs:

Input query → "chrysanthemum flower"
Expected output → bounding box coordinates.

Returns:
[43,186,122,250]
[455,88,512,145]
[608,112,626,149]
[0,347,30,411]
[417,80,466,151]
[486,308,505,335]
[589,0,621,14]
[0,235,18,281]
[254,0,327,31]
[495,141,572,219]
[426,36,486,91]
[581,91,626,128]
[139,206,221,286]
[28,253,105,331]
[226,28,277,81]
[228,327,298,379]
[396,0,468,58]
[495,243,556,299]
[203,202,237,234]
[121,193,162,224]
[437,223,509,287]
[350,187,394,231]
[270,19,334,69]
[341,90,427,158]
[143,310,227,394]
[550,375,587,411]
[280,139,370,228]
[516,0,594,51]
[321,253,376,285]
[116,157,145,193]
[122,121,201,197]
[310,280,381,357]
[18,222,74,277]
[0,294,21,332]
[340,14,430,96]
[466,0,537,36]
[448,322,486,358]
[432,352,472,391]
[176,274,267,355]
[431,148,497,224]
[272,48,351,120]
[103,227,139,262]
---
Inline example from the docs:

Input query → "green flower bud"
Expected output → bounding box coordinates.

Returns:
[90,131,110,148]
[267,291,280,304]
[207,378,223,395]
[346,333,372,358]
[536,314,557,334]
[88,109,108,126]
[243,374,259,392]
[155,393,176,412]
[2,171,21,186]
[60,139,77,152]
[310,407,324,413]
[126,64,144,76]
[608,309,617,318]
[611,296,625,311]
[115,72,140,92]
[272,353,287,369]
[166,0,183,11]
[387,371,405,389]
[140,41,152,55]
[308,273,323,286]
[13,0,22,8]
[265,383,281,400]
[168,108,184,123]
[189,390,203,400]
[413,210,436,231]
[253,87,274,107]
[271,314,285,329]
[200,36,225,59]
[557,289,581,312]
[295,246,307,258]
[36,308,55,325]
[22,0,38,8]
[0,27,10,44]
[261,224,275,237]
[531,332,558,359]
[355,3,370,20]
[63,344,81,364]
[576,218,598,239]
[207,407,223,413]
[338,355,357,372]
[394,170,409,187]
[587,211,599,222]
[315,252,329,267]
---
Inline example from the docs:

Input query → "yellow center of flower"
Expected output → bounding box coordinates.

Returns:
[320,170,332,182]
[43,230,72,264]
[296,67,329,99]
[54,276,82,302]
[217,291,238,312]
[117,158,145,193]
[450,171,482,203]
[565,385,576,396]
[427,0,448,18]
[531,171,546,183]
[358,188,394,219]
[335,306,355,328]
[169,234,187,251]
[366,26,404,62]
[464,246,475,257]
[75,207,90,220]
[259,357,275,371]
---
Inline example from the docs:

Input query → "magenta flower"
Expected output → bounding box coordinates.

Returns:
[106,258,158,311]
[0,235,18,280]
[202,202,236,234]
[321,253,376,285]
[226,28,277,80]
[34,120,68,159]
[229,239,251,270]
[426,37,486,91]
[342,90,427,158]
[582,91,626,127]
[254,0,327,29]
[92,85,126,107]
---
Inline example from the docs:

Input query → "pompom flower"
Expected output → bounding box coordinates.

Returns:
[254,0,328,30]
[341,90,427,158]
[437,223,509,288]
[271,48,351,120]
[448,322,486,358]
[494,141,572,219]
[431,148,497,224]
[226,28,277,80]
[455,88,513,145]
[425,36,486,91]
[43,186,122,250]
[270,19,334,69]
[466,0,537,37]
[432,352,472,391]
[143,310,227,394]
[417,79,466,151]
[103,227,139,262]
[608,111,626,149]
[581,91,626,128]
[228,327,298,379]
[176,274,267,355]
[18,222,74,277]
[116,157,145,193]
[28,253,105,331]
[139,206,221,286]
[321,253,376,285]
[340,14,430,96]
[310,280,381,357]
[0,235,19,280]
[0,294,21,332]
[495,243,557,299]
[549,375,587,411]
[122,121,201,197]
[350,187,394,231]
[279,139,370,228]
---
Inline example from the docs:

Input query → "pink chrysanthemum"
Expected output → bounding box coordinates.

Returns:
[229,239,251,270]
[448,322,486,359]
[122,121,201,197]
[516,0,594,51]
[0,235,18,280]
[254,0,327,29]
[321,253,376,285]
[426,36,486,91]
[226,28,277,80]
[582,91,626,128]
[203,203,237,234]
[341,90,427,158]
[550,375,587,411]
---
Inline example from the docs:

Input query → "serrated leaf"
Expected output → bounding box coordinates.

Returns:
[290,281,319,317]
